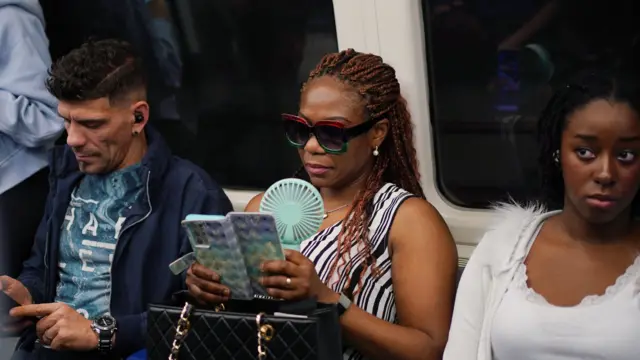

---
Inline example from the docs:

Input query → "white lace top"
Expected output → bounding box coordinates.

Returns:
[445,206,640,360]
[491,242,640,359]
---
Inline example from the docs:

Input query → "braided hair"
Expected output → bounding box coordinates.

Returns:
[299,49,424,294]
[537,67,640,212]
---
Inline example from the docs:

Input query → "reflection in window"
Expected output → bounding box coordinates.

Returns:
[422,0,639,207]
[41,0,338,189]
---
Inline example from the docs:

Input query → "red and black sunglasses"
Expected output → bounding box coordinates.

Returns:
[282,114,378,154]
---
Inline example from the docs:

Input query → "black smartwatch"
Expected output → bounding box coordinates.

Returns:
[91,314,117,354]
[337,292,352,317]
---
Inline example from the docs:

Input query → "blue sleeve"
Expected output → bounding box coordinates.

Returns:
[115,168,233,355]
[17,176,53,305]
[113,313,146,357]
[0,5,64,148]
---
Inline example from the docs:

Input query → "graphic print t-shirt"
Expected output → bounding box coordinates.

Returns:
[55,164,145,319]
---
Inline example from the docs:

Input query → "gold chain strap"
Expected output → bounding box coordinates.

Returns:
[256,312,275,360]
[168,302,194,360]
[167,303,272,360]
[167,303,225,360]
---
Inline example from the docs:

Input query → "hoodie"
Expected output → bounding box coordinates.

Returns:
[0,0,64,195]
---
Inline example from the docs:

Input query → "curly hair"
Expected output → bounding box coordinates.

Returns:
[299,49,425,294]
[46,39,146,103]
[538,67,640,211]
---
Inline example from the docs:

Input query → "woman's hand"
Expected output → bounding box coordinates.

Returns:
[185,262,230,304]
[260,250,338,303]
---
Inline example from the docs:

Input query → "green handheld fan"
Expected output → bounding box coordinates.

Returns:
[259,178,324,250]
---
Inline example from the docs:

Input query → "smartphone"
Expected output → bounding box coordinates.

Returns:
[0,293,37,330]
[227,212,285,297]
[183,214,225,249]
[181,216,254,300]
[0,292,19,324]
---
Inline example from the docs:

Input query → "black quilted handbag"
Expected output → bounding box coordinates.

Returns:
[146,293,343,360]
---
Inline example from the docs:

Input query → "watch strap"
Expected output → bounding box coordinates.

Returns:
[92,317,117,354]
[97,329,113,353]
[337,292,352,317]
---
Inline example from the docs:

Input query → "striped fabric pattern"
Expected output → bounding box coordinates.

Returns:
[300,183,414,360]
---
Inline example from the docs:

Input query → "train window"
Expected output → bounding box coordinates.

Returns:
[421,0,638,207]
[41,0,338,189]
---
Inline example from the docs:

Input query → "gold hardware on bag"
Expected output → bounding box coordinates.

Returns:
[260,324,275,341]
[256,312,275,359]
[168,301,228,359]
[169,302,194,360]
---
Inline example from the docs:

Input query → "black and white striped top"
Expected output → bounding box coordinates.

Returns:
[300,183,414,360]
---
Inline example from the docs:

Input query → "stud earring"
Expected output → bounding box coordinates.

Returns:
[373,146,379,157]
[132,131,139,137]
[553,150,560,164]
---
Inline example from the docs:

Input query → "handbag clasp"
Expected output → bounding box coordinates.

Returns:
[256,312,275,359]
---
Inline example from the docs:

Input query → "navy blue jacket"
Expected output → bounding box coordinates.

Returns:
[15,126,233,358]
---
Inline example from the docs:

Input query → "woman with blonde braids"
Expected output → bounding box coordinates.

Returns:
[186,49,458,359]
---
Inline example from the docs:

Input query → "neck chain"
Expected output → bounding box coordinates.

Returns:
[323,204,349,219]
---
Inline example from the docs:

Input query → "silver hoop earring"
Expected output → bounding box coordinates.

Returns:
[553,150,560,164]
[373,146,379,157]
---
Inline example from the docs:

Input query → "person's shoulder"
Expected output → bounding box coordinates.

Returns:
[390,195,453,246]
[166,156,223,193]
[485,201,548,239]
[473,202,551,264]
[0,1,46,35]
[394,196,445,226]
[245,192,265,212]
[388,197,458,269]
[376,184,439,218]
[164,156,233,212]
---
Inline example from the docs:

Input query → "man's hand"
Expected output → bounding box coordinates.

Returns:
[11,303,98,352]
[1,275,34,333]
[0,276,32,306]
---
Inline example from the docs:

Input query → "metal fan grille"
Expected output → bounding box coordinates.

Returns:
[259,178,324,247]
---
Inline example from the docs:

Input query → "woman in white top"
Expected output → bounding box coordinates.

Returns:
[186,49,458,359]
[445,68,640,360]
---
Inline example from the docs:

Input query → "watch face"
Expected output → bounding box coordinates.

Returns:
[96,316,115,328]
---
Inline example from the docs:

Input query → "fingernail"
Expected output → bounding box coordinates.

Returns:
[211,273,219,281]
[259,277,264,285]
[223,288,229,296]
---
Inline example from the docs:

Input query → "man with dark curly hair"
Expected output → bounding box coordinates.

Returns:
[0,39,233,360]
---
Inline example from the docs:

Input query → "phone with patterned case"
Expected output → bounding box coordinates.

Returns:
[182,215,254,300]
[227,212,286,298]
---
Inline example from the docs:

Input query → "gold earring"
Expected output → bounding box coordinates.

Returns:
[132,131,139,137]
